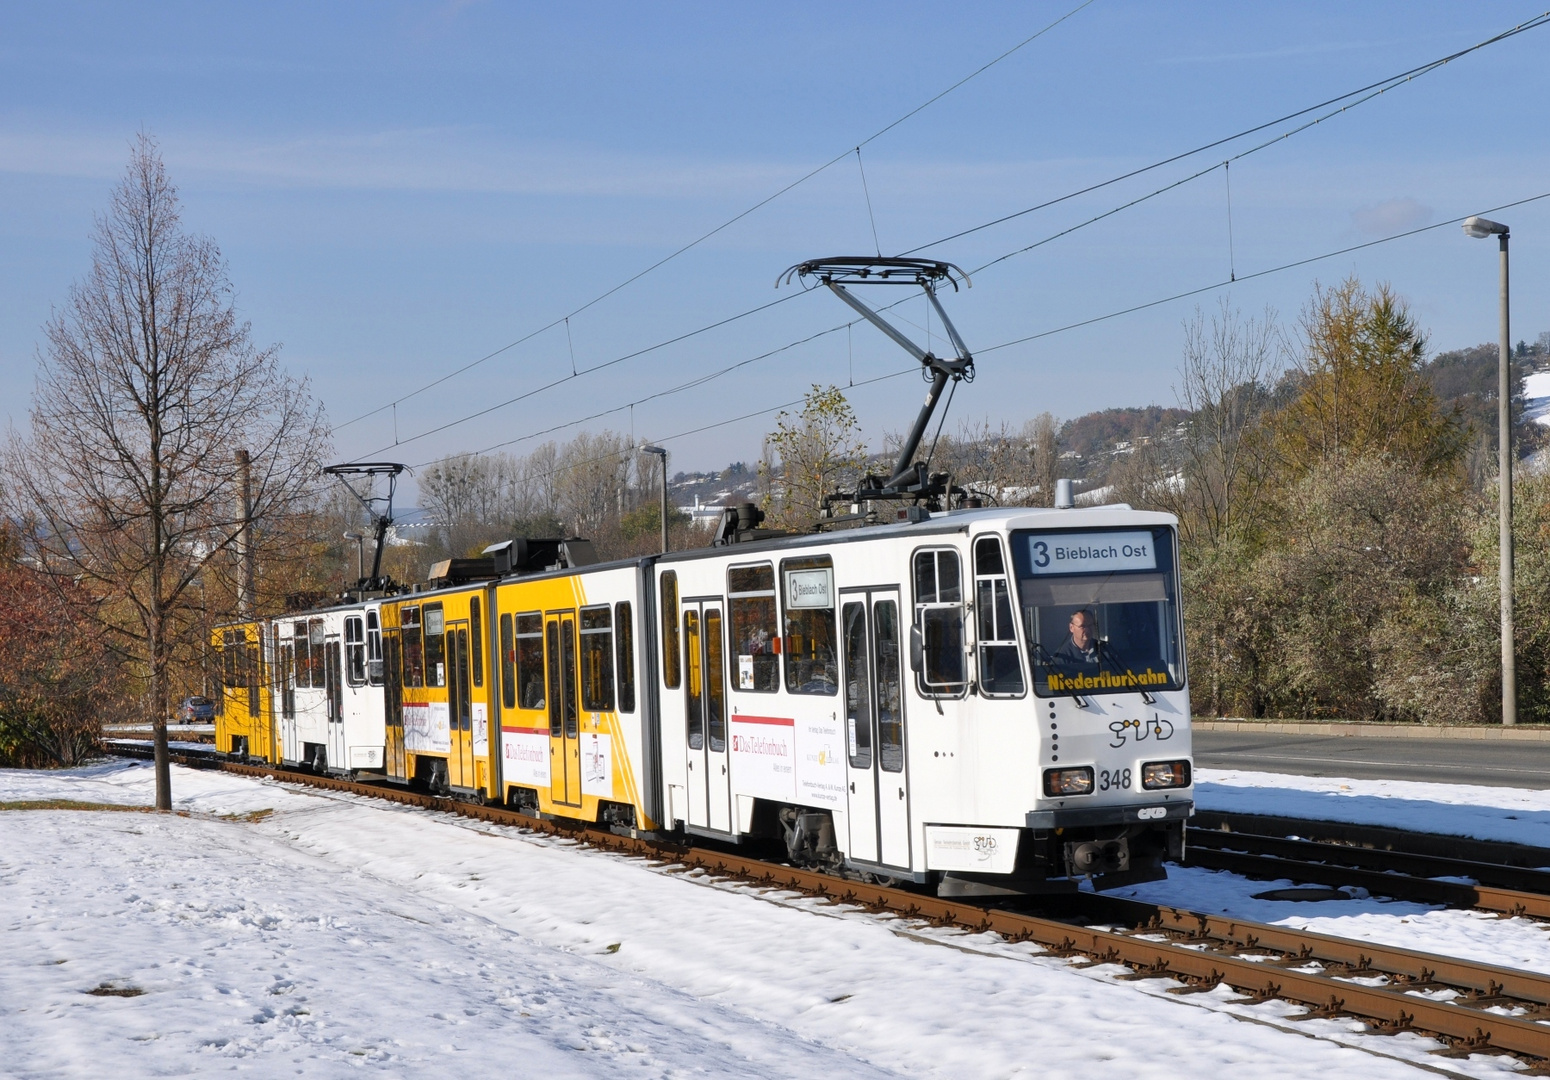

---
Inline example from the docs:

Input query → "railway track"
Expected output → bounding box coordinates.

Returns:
[115,746,1550,1066]
[1185,813,1550,919]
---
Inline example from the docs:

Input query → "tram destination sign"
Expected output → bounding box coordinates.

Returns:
[785,567,834,609]
[1022,530,1156,575]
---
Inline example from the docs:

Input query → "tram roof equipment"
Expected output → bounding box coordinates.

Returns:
[323,461,406,595]
[779,257,977,527]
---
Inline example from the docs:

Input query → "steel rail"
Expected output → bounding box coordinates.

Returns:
[1194,811,1550,869]
[125,749,1550,1062]
[1185,830,1550,918]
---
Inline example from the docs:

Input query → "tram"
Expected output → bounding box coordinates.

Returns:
[212,256,1193,892]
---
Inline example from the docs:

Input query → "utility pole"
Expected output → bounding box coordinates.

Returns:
[1463,215,1516,725]
[235,449,256,619]
[641,445,669,554]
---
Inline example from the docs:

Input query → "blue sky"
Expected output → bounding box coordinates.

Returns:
[2,2,1547,486]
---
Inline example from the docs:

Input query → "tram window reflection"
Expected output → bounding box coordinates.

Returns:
[974,536,1025,697]
[912,549,967,697]
[400,605,423,688]
[729,563,779,693]
[661,571,681,689]
[515,613,544,709]
[423,604,446,688]
[615,602,635,713]
[499,613,516,710]
[781,556,837,696]
[579,605,614,711]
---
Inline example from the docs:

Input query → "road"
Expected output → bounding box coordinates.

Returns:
[1194,729,1550,789]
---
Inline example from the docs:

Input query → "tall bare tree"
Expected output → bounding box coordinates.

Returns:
[3,135,330,808]
[1159,301,1282,545]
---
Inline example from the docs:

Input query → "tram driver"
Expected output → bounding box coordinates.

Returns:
[1052,609,1110,671]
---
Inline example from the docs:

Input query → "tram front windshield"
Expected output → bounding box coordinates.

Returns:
[1010,526,1184,697]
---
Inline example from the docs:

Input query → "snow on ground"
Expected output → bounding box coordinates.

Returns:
[2,762,1525,1080]
[1097,766,1550,1004]
[1523,371,1550,427]
[1196,766,1550,849]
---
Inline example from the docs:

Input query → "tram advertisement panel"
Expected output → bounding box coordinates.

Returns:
[580,731,613,797]
[501,726,550,787]
[729,715,796,800]
[404,702,451,753]
[796,714,844,807]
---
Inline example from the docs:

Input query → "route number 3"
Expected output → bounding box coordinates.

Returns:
[1032,540,1050,568]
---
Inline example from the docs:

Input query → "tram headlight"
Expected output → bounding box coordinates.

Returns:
[1043,767,1094,797]
[1141,760,1191,790]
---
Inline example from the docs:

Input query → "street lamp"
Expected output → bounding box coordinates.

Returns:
[1463,214,1515,726]
[640,445,669,555]
[343,531,365,584]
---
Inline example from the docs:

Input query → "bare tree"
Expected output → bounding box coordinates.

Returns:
[1157,301,1282,545]
[3,135,330,808]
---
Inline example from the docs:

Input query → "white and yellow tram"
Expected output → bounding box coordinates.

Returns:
[217,503,1191,893]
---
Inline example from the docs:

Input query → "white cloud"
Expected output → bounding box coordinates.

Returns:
[1350,197,1432,236]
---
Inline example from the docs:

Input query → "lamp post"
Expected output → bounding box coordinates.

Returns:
[640,445,669,555]
[343,531,365,584]
[1463,214,1515,726]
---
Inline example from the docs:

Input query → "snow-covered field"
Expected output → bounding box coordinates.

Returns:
[1522,370,1550,429]
[1196,766,1550,848]
[1,761,1543,1079]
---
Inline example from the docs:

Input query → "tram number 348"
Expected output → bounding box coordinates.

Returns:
[1098,768,1132,791]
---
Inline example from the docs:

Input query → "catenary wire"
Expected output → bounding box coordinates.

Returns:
[898,10,1550,257]
[978,188,1550,354]
[332,0,1097,435]
[356,12,1547,461]
[421,186,1550,477]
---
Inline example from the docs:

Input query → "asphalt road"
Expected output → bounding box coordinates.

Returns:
[1194,729,1550,789]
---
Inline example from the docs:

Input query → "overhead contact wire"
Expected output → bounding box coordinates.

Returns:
[979,188,1550,354]
[460,186,1550,473]
[364,11,1550,465]
[333,0,1097,434]
[900,10,1550,257]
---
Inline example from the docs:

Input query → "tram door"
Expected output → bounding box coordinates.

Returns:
[277,632,296,762]
[545,613,582,806]
[683,601,731,833]
[840,589,911,869]
[383,629,407,780]
[446,623,474,788]
[325,634,344,770]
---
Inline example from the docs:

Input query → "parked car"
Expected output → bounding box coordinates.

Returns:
[179,696,215,722]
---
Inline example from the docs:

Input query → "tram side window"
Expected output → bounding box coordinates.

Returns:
[615,601,635,713]
[499,613,516,709]
[729,563,779,693]
[287,621,307,689]
[579,605,615,711]
[400,606,424,688]
[344,616,366,687]
[308,619,327,689]
[842,602,871,769]
[424,604,446,687]
[660,571,681,689]
[515,613,545,709]
[470,596,484,688]
[874,599,905,773]
[365,610,383,686]
[913,549,967,697]
[781,556,838,696]
[974,536,1025,697]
